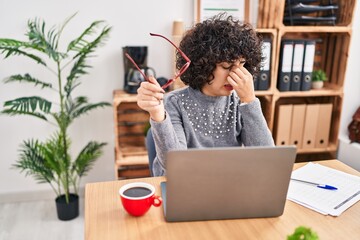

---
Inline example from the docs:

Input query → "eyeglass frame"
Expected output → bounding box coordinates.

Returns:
[125,33,191,89]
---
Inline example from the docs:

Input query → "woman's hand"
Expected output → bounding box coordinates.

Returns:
[137,76,166,122]
[227,66,256,104]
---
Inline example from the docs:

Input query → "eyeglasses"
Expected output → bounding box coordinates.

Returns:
[125,33,191,89]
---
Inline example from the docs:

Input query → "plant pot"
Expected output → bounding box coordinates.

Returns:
[311,81,324,89]
[55,193,79,221]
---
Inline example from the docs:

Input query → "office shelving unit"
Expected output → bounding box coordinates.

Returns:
[257,0,356,161]
[113,90,150,179]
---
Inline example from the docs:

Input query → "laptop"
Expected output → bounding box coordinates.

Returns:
[161,145,297,222]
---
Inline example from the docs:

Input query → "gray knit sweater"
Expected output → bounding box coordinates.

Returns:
[150,87,274,176]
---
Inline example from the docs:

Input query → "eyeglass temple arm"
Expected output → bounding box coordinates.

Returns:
[124,53,149,82]
[149,33,191,63]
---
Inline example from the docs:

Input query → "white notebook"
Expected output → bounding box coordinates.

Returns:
[287,162,360,216]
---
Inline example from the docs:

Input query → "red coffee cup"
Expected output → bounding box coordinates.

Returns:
[119,182,162,217]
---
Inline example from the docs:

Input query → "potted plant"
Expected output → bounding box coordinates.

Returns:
[0,14,111,220]
[287,226,319,240]
[311,69,328,89]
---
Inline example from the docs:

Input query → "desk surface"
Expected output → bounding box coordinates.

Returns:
[85,160,360,240]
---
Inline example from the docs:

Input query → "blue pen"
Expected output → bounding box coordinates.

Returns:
[291,178,338,190]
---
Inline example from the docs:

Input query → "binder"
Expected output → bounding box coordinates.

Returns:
[290,40,305,91]
[289,104,306,149]
[302,104,320,149]
[315,103,333,148]
[275,104,293,146]
[286,3,339,14]
[283,15,337,26]
[278,40,294,91]
[300,40,316,91]
[258,39,272,90]
[253,75,259,90]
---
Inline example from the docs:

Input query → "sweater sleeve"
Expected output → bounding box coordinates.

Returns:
[238,98,275,146]
[150,94,187,176]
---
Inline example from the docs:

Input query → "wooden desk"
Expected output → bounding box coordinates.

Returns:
[85,160,360,239]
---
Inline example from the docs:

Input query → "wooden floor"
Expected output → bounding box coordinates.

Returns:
[0,198,84,240]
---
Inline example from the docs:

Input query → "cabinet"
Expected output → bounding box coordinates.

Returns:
[256,0,356,161]
[113,90,150,179]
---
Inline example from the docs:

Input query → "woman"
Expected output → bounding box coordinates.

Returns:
[137,14,274,176]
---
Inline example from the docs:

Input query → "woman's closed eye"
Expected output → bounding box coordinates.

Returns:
[221,64,233,70]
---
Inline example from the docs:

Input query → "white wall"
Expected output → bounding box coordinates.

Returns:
[0,0,194,199]
[339,2,360,139]
[337,2,360,170]
[0,0,359,200]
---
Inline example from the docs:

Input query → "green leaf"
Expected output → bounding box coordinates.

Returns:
[42,132,71,176]
[67,21,106,52]
[13,139,55,184]
[1,109,47,120]
[312,69,328,82]
[51,112,71,131]
[73,141,106,177]
[26,18,67,61]
[3,96,52,114]
[287,226,319,240]
[65,96,88,115]
[72,102,110,119]
[65,96,110,120]
[64,56,89,96]
[65,23,111,96]
[4,73,52,89]
[0,39,47,65]
[55,12,78,49]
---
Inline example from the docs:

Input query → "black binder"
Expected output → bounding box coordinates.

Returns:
[300,40,316,91]
[290,40,305,91]
[253,75,259,90]
[286,3,338,14]
[258,39,272,90]
[278,40,294,92]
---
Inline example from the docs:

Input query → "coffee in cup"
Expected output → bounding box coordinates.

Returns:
[119,182,162,216]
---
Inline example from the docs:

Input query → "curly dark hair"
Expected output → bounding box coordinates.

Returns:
[176,13,263,90]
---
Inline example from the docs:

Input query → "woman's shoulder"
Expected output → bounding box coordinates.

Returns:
[165,86,190,101]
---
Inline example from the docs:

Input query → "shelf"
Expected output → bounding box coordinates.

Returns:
[257,0,356,29]
[113,90,138,105]
[256,28,277,34]
[279,26,351,33]
[297,144,337,154]
[275,88,343,98]
[115,155,148,166]
[113,90,150,179]
[255,90,273,96]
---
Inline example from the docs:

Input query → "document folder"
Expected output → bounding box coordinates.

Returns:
[290,40,305,91]
[258,39,272,90]
[253,75,259,90]
[302,104,320,149]
[301,40,316,91]
[286,3,339,14]
[278,40,293,92]
[315,103,333,148]
[284,15,337,25]
[289,104,306,149]
[275,104,293,146]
